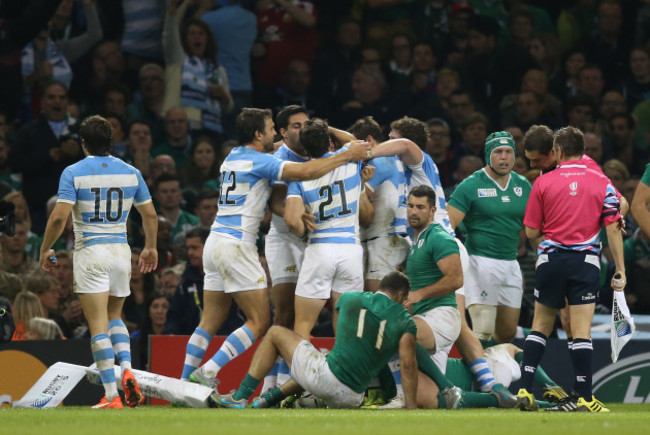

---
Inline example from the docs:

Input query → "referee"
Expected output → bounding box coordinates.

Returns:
[517,127,625,413]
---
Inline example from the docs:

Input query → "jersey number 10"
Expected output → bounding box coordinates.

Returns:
[89,187,124,223]
[356,308,387,350]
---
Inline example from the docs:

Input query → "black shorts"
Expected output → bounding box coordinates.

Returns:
[534,251,600,309]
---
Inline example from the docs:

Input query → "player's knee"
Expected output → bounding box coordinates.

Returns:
[468,304,497,341]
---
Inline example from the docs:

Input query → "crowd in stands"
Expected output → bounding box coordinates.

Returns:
[1,0,649,362]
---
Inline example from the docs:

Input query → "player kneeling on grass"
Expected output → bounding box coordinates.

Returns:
[214,272,420,409]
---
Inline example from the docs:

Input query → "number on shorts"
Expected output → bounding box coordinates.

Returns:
[89,187,124,223]
[219,171,237,205]
[318,180,353,221]
[356,308,387,350]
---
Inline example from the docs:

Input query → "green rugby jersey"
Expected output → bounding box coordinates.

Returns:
[445,358,474,392]
[326,292,417,393]
[642,164,650,186]
[406,222,458,314]
[449,169,531,260]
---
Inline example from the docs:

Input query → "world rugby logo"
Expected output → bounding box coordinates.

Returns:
[30,394,53,408]
[616,320,633,337]
[569,182,578,196]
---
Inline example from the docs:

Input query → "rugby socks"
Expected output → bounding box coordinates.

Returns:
[261,356,281,393]
[514,352,558,387]
[276,359,291,387]
[91,333,118,400]
[387,354,403,395]
[519,331,547,391]
[261,387,287,406]
[416,343,454,390]
[479,337,498,349]
[567,336,574,351]
[108,319,132,371]
[182,327,212,380]
[468,358,496,392]
[233,374,261,401]
[203,325,256,378]
[377,365,397,403]
[570,338,593,399]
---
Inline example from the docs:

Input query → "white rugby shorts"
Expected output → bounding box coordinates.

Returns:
[265,232,306,285]
[295,243,363,299]
[203,233,268,293]
[365,235,411,281]
[73,243,131,297]
[414,305,462,374]
[455,238,469,297]
[464,255,523,308]
[291,340,364,409]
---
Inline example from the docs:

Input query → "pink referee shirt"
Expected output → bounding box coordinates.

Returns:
[524,160,621,254]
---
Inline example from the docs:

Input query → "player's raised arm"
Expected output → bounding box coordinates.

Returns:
[135,201,158,273]
[398,332,418,410]
[280,140,370,181]
[368,138,423,166]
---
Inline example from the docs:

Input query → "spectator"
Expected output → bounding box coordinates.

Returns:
[24,316,64,340]
[193,189,219,229]
[1,219,40,278]
[598,90,627,132]
[457,112,489,159]
[388,33,413,84]
[566,94,596,132]
[3,192,41,260]
[435,68,461,113]
[603,158,629,194]
[125,64,166,145]
[76,40,127,112]
[121,0,166,85]
[152,107,191,170]
[10,82,82,234]
[436,2,473,67]
[124,120,153,179]
[101,85,130,118]
[201,0,258,140]
[447,89,476,145]
[25,273,72,338]
[132,291,170,370]
[50,250,84,335]
[11,291,45,340]
[504,125,525,157]
[620,46,650,111]
[425,118,458,188]
[148,155,177,189]
[154,174,199,239]
[105,113,127,158]
[409,42,442,119]
[502,90,554,131]
[256,59,319,116]
[505,4,535,50]
[576,64,605,101]
[584,132,605,166]
[529,34,562,85]
[179,136,220,194]
[411,0,453,47]
[0,271,23,305]
[163,1,233,140]
[444,154,483,198]
[123,247,157,332]
[552,48,587,103]
[557,0,597,52]
[155,215,175,270]
[608,112,648,176]
[253,0,318,88]
[160,269,181,296]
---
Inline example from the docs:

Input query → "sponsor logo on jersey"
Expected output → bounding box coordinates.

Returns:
[582,292,596,301]
[478,188,497,198]
[569,182,578,196]
[501,196,510,202]
[593,353,650,402]
[577,376,586,382]
[514,187,523,197]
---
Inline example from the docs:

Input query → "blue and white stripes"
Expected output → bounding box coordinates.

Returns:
[182,327,212,380]
[208,325,256,372]
[468,358,496,392]
[91,333,118,400]
[108,319,132,370]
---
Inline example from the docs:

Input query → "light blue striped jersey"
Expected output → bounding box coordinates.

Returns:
[212,146,286,243]
[269,143,310,236]
[365,156,407,238]
[405,151,453,234]
[121,0,165,59]
[287,156,363,244]
[57,156,151,249]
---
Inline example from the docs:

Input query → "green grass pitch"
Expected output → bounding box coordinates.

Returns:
[3,405,650,435]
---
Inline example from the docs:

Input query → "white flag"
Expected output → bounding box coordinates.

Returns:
[611,291,635,363]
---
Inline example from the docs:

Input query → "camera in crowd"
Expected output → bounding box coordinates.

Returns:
[0,200,15,237]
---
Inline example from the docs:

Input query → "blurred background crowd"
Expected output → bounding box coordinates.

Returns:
[0,0,649,363]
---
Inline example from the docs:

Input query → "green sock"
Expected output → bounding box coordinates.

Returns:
[233,374,260,401]
[479,338,498,349]
[261,387,286,406]
[416,343,454,389]
[458,391,499,408]
[536,400,553,408]
[377,365,397,403]
[514,352,558,387]
[521,327,531,337]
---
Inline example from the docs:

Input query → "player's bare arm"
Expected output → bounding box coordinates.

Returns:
[135,201,159,274]
[269,184,288,217]
[359,165,375,226]
[39,202,74,272]
[446,205,465,230]
[368,138,423,166]
[406,254,463,308]
[631,181,650,238]
[285,196,307,238]
[524,225,543,251]
[328,125,356,144]
[605,220,626,291]
[398,332,418,410]
[281,140,369,181]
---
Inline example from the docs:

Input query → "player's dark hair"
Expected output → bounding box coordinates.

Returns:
[79,115,113,156]
[237,108,273,145]
[378,271,411,298]
[276,105,308,131]
[185,226,210,244]
[553,126,585,158]
[300,118,330,158]
[390,116,428,150]
[523,124,554,154]
[409,185,436,207]
[348,116,384,142]
[154,173,181,192]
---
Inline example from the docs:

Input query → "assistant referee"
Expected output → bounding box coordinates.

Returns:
[516,126,626,413]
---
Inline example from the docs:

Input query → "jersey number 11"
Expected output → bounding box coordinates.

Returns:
[356,308,386,350]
